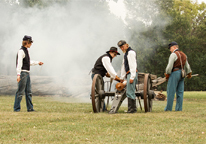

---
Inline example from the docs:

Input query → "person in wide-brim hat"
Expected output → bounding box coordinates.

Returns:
[106,47,120,55]
[91,46,122,111]
[91,46,121,80]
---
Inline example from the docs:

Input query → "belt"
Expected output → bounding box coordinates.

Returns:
[172,68,180,72]
[126,69,138,75]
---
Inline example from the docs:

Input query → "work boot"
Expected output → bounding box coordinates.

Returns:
[127,98,134,113]
[133,98,137,113]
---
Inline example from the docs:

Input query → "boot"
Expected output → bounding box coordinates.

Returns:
[133,98,137,113]
[127,98,134,113]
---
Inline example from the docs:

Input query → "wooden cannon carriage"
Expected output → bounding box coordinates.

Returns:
[91,73,166,114]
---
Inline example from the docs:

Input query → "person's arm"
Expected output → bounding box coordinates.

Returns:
[102,56,117,79]
[128,51,137,80]
[30,60,39,66]
[184,59,192,74]
[16,50,25,82]
[29,51,43,66]
[120,59,126,79]
[165,53,177,74]
[16,50,25,76]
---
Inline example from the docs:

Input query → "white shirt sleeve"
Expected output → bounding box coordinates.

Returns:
[184,59,192,74]
[128,51,137,80]
[165,53,177,74]
[30,60,39,66]
[28,50,39,66]
[120,59,126,79]
[16,50,25,75]
[102,56,117,78]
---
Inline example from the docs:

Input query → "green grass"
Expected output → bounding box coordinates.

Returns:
[0,92,206,143]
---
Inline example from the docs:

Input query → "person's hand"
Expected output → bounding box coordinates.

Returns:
[17,75,21,82]
[114,75,122,82]
[120,79,124,83]
[106,73,110,78]
[164,73,170,81]
[187,72,192,79]
[38,62,44,65]
[129,79,134,84]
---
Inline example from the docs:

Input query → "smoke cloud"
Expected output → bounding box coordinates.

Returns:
[0,0,170,101]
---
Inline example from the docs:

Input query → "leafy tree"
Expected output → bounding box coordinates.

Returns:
[123,0,206,90]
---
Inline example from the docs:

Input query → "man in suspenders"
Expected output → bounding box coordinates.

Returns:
[164,42,192,111]
[14,35,44,112]
[117,40,138,113]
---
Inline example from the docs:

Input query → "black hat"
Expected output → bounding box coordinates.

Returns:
[168,41,178,49]
[117,40,127,47]
[106,47,120,55]
[23,35,33,42]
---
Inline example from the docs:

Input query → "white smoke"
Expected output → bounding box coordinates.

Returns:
[0,0,170,100]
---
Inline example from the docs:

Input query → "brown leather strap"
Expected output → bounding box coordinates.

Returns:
[126,69,138,75]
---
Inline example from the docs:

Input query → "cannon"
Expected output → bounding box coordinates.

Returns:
[91,73,160,114]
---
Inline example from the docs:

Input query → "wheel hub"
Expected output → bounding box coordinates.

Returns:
[148,90,155,99]
[99,90,105,99]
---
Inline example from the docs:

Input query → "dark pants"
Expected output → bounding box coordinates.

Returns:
[14,72,33,111]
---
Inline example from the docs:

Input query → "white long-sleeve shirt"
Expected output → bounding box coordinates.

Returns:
[102,56,117,79]
[121,50,137,80]
[16,49,39,75]
[166,51,192,74]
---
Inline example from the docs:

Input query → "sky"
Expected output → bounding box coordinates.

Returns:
[198,0,206,3]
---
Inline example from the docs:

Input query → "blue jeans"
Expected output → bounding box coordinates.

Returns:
[14,72,33,111]
[126,72,138,100]
[164,70,184,111]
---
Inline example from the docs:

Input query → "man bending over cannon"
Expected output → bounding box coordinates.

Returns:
[91,47,121,81]
[91,47,122,111]
[117,40,138,113]
[14,35,44,112]
[164,41,192,111]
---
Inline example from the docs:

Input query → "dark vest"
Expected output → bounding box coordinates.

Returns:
[92,53,112,77]
[124,47,136,72]
[16,46,30,71]
[173,49,187,69]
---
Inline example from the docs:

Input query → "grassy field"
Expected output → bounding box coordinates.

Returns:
[0,92,205,143]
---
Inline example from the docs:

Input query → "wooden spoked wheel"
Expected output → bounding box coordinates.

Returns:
[91,74,105,113]
[143,74,153,112]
